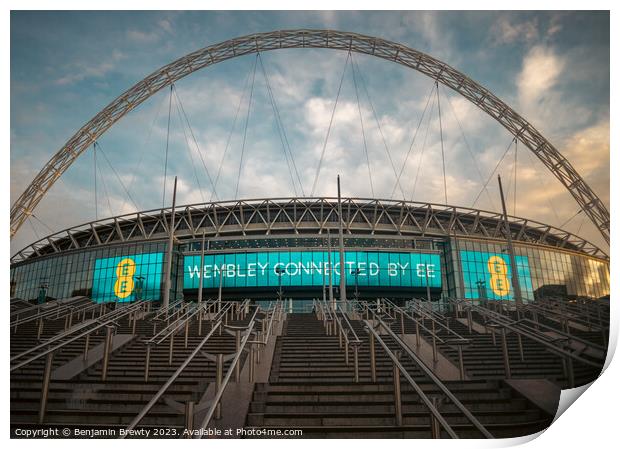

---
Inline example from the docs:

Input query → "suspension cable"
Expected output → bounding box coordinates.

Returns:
[513,139,518,215]
[390,82,435,200]
[93,142,98,221]
[31,214,54,235]
[97,155,114,217]
[95,142,139,211]
[559,209,584,229]
[211,60,255,202]
[257,54,299,197]
[120,87,168,213]
[351,56,404,199]
[172,90,206,203]
[235,54,258,199]
[520,142,563,224]
[311,51,351,197]
[411,92,436,200]
[172,85,219,201]
[436,81,448,205]
[440,87,497,210]
[258,53,305,196]
[351,57,374,197]
[471,137,515,208]
[162,84,173,208]
[26,216,40,241]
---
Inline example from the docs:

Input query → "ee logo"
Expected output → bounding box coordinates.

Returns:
[487,256,510,297]
[114,258,136,299]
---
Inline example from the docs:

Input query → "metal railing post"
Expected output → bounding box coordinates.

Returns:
[83,333,90,361]
[185,401,194,437]
[369,333,377,383]
[215,354,223,419]
[431,397,441,438]
[184,319,189,349]
[415,319,421,347]
[38,351,55,424]
[101,325,113,381]
[248,345,255,383]
[235,330,241,382]
[393,359,402,426]
[169,333,175,366]
[144,344,151,382]
[500,327,511,379]
[353,345,359,383]
[400,311,405,337]
[37,318,44,340]
[457,344,465,381]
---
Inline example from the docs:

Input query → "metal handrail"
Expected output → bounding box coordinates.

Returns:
[151,298,185,321]
[522,301,606,332]
[407,299,465,340]
[459,299,604,353]
[388,299,468,344]
[364,319,493,439]
[10,300,147,371]
[147,301,212,345]
[259,300,282,344]
[194,307,261,438]
[517,317,605,353]
[11,297,96,327]
[10,296,86,318]
[122,308,233,436]
[449,298,603,369]
[336,304,361,344]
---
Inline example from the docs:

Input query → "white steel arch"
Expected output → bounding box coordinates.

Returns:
[10,29,610,244]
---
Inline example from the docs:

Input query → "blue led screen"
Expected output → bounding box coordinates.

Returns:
[460,250,534,301]
[184,251,442,290]
[92,252,164,303]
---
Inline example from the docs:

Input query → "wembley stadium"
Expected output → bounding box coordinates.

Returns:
[10,27,610,439]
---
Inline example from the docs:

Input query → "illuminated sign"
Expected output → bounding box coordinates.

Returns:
[92,252,163,303]
[184,251,442,290]
[460,250,534,301]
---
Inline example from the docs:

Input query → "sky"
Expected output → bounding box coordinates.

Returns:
[9,11,610,255]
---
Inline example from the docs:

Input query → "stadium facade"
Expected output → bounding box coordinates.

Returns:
[10,197,610,307]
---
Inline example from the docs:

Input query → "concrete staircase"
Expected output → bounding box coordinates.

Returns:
[246,313,554,438]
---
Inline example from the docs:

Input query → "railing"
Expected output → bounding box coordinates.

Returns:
[121,303,259,438]
[194,303,282,438]
[123,304,238,436]
[522,300,607,339]
[11,300,148,424]
[11,296,98,331]
[383,299,470,380]
[150,298,185,323]
[448,298,603,387]
[143,301,218,381]
[364,318,493,438]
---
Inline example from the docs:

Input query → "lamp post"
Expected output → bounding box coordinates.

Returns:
[134,276,145,302]
[424,263,432,302]
[276,267,284,302]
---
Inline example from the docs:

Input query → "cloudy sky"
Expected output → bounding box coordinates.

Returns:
[10,11,610,255]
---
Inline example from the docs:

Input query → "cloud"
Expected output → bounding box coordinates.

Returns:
[489,14,562,46]
[562,120,610,203]
[126,29,160,44]
[517,45,565,108]
[54,49,126,85]
[490,17,540,45]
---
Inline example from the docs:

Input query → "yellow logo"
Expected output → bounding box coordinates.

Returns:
[487,256,510,297]
[114,258,136,299]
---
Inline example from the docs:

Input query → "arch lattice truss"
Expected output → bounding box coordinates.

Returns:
[10,29,610,244]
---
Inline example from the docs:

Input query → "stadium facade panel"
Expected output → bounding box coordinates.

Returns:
[10,199,609,305]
